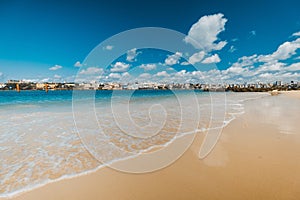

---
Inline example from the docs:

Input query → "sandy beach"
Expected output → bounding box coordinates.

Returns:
[6,91,300,200]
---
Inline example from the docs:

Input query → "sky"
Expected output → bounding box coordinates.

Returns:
[0,0,300,83]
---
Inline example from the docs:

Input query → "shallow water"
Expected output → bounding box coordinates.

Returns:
[0,90,269,197]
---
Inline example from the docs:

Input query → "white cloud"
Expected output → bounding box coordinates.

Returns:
[180,61,190,66]
[74,61,83,67]
[156,71,169,77]
[79,67,103,75]
[226,65,248,74]
[122,72,130,77]
[258,38,300,62]
[108,73,121,79]
[222,43,300,83]
[126,48,139,62]
[49,65,62,71]
[110,62,130,72]
[175,70,187,77]
[258,73,273,78]
[54,74,61,79]
[202,54,221,64]
[256,62,285,73]
[171,33,300,83]
[188,51,205,64]
[103,45,114,50]
[139,73,151,79]
[292,31,300,37]
[165,52,182,66]
[40,78,50,83]
[285,63,300,71]
[184,13,227,52]
[139,64,156,71]
[167,67,175,71]
[224,55,257,75]
[228,45,237,53]
[21,78,40,83]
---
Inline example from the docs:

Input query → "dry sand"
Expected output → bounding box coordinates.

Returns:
[8,91,300,200]
[280,90,300,99]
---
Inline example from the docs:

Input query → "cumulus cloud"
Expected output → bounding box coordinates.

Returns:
[184,13,227,52]
[180,61,190,66]
[156,71,169,77]
[225,65,248,74]
[256,62,285,73]
[165,52,182,66]
[49,65,62,71]
[74,61,83,67]
[285,62,300,71]
[79,67,103,75]
[108,73,121,79]
[258,72,273,79]
[54,74,61,79]
[224,54,257,74]
[292,31,300,37]
[175,70,187,77]
[139,64,156,71]
[138,73,151,80]
[202,54,221,64]
[40,78,50,83]
[122,72,130,77]
[126,48,140,62]
[222,37,300,83]
[110,62,130,72]
[258,38,300,62]
[188,51,205,64]
[103,45,114,50]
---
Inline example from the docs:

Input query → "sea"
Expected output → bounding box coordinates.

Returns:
[0,90,269,197]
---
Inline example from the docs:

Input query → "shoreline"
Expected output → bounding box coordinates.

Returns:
[0,92,265,198]
[3,91,300,200]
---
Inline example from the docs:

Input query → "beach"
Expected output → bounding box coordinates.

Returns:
[1,91,300,200]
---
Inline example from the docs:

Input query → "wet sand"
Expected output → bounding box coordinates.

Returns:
[9,91,300,200]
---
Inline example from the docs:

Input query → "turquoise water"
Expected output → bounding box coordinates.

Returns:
[0,90,205,106]
[0,90,205,114]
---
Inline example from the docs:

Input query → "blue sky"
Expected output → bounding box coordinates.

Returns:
[0,0,300,83]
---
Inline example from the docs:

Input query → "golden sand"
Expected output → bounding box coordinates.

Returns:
[8,91,300,200]
[281,90,300,99]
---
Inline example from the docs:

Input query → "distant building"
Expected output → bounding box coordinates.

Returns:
[48,83,58,89]
[127,83,139,90]
[36,83,45,90]
[275,81,282,86]
[0,83,6,89]
[7,80,21,84]
[77,82,99,90]
[102,84,113,90]
[65,83,76,88]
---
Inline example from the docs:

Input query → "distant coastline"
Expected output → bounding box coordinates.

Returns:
[0,79,299,92]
